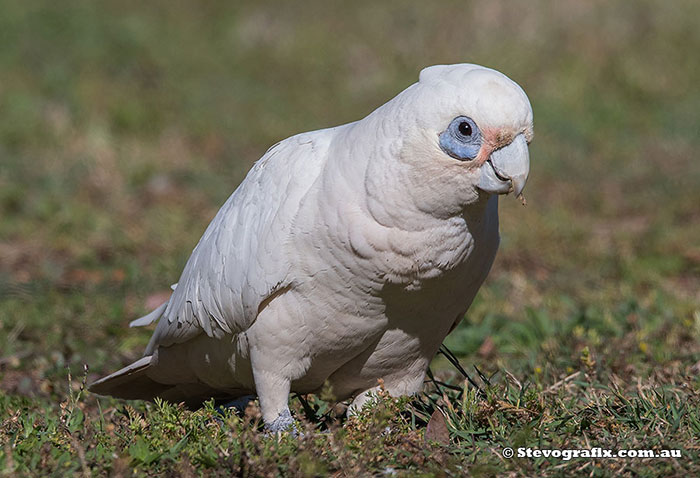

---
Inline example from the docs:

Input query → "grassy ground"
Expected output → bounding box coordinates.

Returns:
[1,0,699,476]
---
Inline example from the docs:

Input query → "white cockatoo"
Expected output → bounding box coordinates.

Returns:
[90,63,533,432]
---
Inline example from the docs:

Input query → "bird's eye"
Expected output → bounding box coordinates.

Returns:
[439,116,481,161]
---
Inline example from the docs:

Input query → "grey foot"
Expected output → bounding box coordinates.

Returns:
[265,408,298,435]
[217,395,255,413]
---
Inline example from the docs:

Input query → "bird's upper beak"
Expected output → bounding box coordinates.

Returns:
[477,133,530,198]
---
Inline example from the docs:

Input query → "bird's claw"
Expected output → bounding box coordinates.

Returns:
[264,408,301,437]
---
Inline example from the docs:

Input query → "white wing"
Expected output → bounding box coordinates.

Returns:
[144,129,334,355]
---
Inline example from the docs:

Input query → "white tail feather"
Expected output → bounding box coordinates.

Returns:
[129,300,168,328]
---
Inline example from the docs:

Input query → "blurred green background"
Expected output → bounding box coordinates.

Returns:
[1,0,698,387]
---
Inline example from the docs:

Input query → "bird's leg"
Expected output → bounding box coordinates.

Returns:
[253,369,295,433]
[348,372,427,417]
[347,386,381,417]
[216,395,255,414]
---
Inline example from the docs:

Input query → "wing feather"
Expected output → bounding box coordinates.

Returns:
[144,130,333,354]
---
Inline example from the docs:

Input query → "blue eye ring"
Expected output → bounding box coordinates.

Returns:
[439,116,482,161]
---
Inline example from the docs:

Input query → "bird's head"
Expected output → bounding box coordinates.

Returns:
[362,63,533,220]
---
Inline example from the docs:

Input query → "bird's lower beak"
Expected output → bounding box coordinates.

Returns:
[477,134,530,198]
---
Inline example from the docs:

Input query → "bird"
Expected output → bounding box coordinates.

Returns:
[89,63,533,432]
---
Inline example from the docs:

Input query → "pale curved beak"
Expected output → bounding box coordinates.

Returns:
[478,134,530,198]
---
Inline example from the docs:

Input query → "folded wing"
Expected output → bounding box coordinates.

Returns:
[143,130,333,355]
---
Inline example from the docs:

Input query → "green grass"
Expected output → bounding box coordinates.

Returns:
[1,0,699,476]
